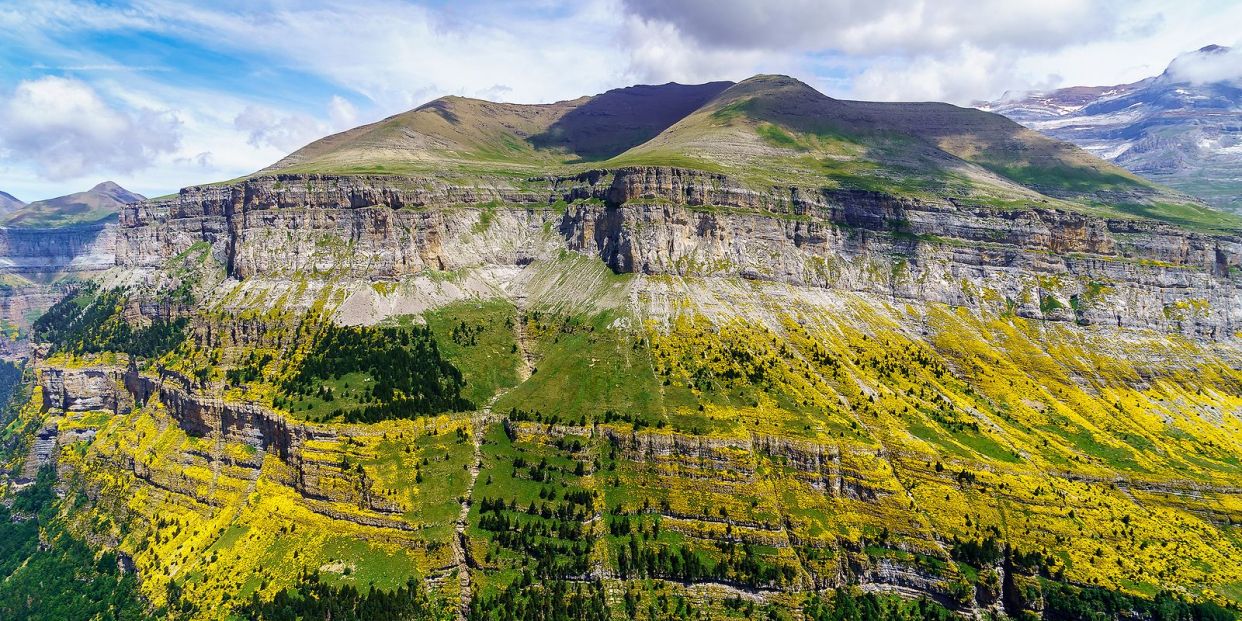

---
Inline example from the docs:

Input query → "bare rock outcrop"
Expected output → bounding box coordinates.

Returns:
[117,170,1242,337]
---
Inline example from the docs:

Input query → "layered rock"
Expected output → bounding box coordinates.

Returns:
[39,365,128,413]
[0,223,117,280]
[0,224,118,352]
[119,170,1242,338]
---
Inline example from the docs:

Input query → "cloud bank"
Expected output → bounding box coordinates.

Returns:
[2,0,1241,199]
[0,76,180,181]
[1165,44,1242,85]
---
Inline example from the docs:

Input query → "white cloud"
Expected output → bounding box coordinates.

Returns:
[139,0,628,113]
[3,0,1241,200]
[0,76,180,181]
[327,95,358,130]
[621,0,1116,55]
[174,151,214,169]
[234,106,328,153]
[1164,44,1242,84]
[235,97,364,152]
[621,14,793,85]
[851,46,1011,103]
[618,0,1242,102]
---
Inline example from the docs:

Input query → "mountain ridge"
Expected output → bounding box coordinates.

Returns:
[3,181,145,228]
[5,72,1242,621]
[981,45,1242,213]
[265,74,1233,232]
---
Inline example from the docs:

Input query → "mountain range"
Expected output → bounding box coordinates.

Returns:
[982,45,1242,212]
[2,74,1241,621]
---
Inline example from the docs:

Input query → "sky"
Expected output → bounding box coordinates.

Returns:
[1,0,1240,201]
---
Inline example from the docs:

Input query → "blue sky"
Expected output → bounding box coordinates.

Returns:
[1,0,1240,201]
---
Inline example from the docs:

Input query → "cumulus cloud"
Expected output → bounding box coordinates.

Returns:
[621,0,1116,56]
[0,76,180,181]
[234,96,361,153]
[1164,44,1242,84]
[621,13,790,84]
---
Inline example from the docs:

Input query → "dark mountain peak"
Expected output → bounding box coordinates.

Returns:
[88,181,144,203]
[722,74,832,102]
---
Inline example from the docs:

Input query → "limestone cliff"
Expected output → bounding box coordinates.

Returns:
[119,170,1241,337]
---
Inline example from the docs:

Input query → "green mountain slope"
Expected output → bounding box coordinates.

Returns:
[0,190,24,214]
[267,75,1233,231]
[4,181,145,228]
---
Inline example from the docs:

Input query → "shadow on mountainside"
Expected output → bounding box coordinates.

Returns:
[530,81,732,161]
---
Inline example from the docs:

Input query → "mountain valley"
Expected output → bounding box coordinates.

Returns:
[2,75,1240,621]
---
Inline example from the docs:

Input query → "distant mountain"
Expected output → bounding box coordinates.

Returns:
[0,191,24,214]
[981,45,1242,212]
[4,181,145,228]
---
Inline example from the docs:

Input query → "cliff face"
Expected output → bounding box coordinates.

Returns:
[0,224,117,354]
[118,170,1242,337]
[0,224,117,279]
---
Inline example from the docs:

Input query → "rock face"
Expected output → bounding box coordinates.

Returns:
[119,171,1242,337]
[0,181,142,344]
[39,366,127,413]
[0,224,117,280]
[0,221,119,356]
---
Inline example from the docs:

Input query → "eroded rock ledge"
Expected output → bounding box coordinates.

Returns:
[117,169,1242,336]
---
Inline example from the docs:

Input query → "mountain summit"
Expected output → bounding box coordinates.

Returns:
[3,181,145,228]
[266,74,1231,230]
[981,45,1242,212]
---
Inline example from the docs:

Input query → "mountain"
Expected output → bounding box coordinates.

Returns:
[4,181,145,228]
[0,181,139,338]
[273,75,1233,232]
[981,45,1242,212]
[5,76,1242,620]
[0,191,24,213]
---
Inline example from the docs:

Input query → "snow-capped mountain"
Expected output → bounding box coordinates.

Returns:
[982,45,1242,211]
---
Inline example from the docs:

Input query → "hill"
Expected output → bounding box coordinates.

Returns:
[0,191,24,214]
[981,45,1242,213]
[270,74,1234,232]
[3,181,145,228]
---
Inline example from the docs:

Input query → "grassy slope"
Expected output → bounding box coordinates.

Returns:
[13,266,1242,617]
[260,75,1241,233]
[4,182,144,228]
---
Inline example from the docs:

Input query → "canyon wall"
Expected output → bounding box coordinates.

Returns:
[0,223,117,279]
[0,224,117,353]
[117,169,1242,337]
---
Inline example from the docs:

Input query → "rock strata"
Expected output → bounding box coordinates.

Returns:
[119,171,1241,337]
